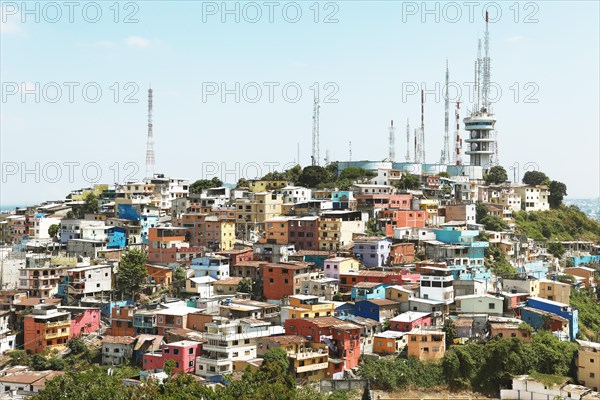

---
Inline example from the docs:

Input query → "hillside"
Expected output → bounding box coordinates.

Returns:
[513,205,600,242]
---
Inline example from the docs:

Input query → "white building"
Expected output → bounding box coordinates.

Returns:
[185,276,216,297]
[191,256,230,280]
[419,266,454,305]
[65,264,113,296]
[0,310,16,355]
[101,336,136,365]
[323,257,360,280]
[513,185,550,212]
[29,215,62,242]
[281,186,312,204]
[196,318,284,378]
[146,174,190,211]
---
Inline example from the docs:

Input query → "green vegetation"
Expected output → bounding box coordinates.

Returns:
[236,277,253,294]
[549,181,568,209]
[34,348,347,400]
[359,357,444,390]
[547,242,566,259]
[172,266,187,295]
[486,246,516,276]
[393,174,421,190]
[442,332,577,391]
[570,289,600,340]
[485,166,508,185]
[70,192,99,218]
[528,372,569,388]
[514,206,600,242]
[442,318,457,348]
[116,248,149,300]
[522,171,549,186]
[481,215,508,232]
[190,177,223,194]
[47,224,59,239]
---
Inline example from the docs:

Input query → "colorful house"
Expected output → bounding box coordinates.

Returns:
[24,304,71,354]
[143,340,202,374]
[351,282,388,301]
[406,329,445,361]
[390,311,431,332]
[522,297,578,340]
[373,331,407,355]
[354,299,400,322]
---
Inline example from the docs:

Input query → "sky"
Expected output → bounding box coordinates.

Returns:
[1,0,599,206]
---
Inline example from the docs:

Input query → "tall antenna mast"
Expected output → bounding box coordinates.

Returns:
[421,89,425,163]
[442,60,450,164]
[405,119,411,162]
[476,39,482,113]
[348,141,352,161]
[388,120,396,162]
[145,87,155,180]
[482,10,491,111]
[311,94,320,166]
[454,100,462,165]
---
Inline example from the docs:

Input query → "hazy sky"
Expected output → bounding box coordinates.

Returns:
[1,1,599,206]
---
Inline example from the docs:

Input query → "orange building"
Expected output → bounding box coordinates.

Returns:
[373,331,407,354]
[379,209,427,236]
[107,306,136,337]
[406,329,445,361]
[263,217,291,245]
[389,243,415,264]
[24,305,71,354]
[261,262,320,301]
[145,264,173,287]
[147,227,202,264]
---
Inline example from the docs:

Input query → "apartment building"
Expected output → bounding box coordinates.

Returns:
[513,185,550,212]
[261,262,320,301]
[288,216,319,251]
[280,295,335,322]
[257,336,328,382]
[323,257,360,280]
[24,304,71,354]
[406,329,446,361]
[577,340,600,391]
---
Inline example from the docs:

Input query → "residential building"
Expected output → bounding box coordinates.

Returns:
[353,237,392,267]
[566,267,596,288]
[390,311,431,332]
[147,227,202,265]
[176,213,235,251]
[373,331,407,355]
[287,216,319,251]
[406,329,445,361]
[351,282,388,302]
[301,278,339,301]
[281,294,335,322]
[523,297,578,340]
[488,323,532,343]
[107,306,135,337]
[263,217,291,245]
[143,340,202,374]
[284,317,361,378]
[389,243,416,264]
[323,257,360,280]
[101,336,136,365]
[444,204,476,224]
[577,340,600,391]
[354,299,400,322]
[513,185,550,212]
[145,264,173,287]
[213,277,243,295]
[191,256,230,280]
[318,216,365,252]
[261,262,320,301]
[454,294,504,315]
[247,180,293,192]
[257,336,328,382]
[378,209,427,236]
[58,264,112,304]
[196,318,283,378]
[538,279,571,304]
[24,304,71,354]
[419,266,454,304]
[384,285,414,312]
[0,370,64,396]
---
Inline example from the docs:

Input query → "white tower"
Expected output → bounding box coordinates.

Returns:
[145,87,155,179]
[388,120,396,162]
[311,95,320,166]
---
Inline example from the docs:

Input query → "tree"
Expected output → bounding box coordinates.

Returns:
[339,167,377,183]
[163,359,176,376]
[549,181,567,209]
[547,242,565,259]
[437,172,450,178]
[476,203,489,223]
[332,292,343,301]
[116,248,148,299]
[297,166,333,188]
[35,367,132,400]
[443,318,457,348]
[485,166,508,185]
[172,266,187,295]
[190,177,223,194]
[236,178,249,188]
[481,215,508,231]
[47,224,59,239]
[523,171,549,186]
[394,174,421,190]
[73,192,99,218]
[236,278,253,294]
[285,164,303,183]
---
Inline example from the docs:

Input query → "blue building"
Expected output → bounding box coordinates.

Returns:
[333,302,355,319]
[353,237,392,268]
[354,299,400,322]
[351,282,388,301]
[117,203,159,244]
[522,297,578,340]
[107,227,127,249]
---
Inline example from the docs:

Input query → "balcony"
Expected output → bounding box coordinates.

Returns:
[45,329,69,339]
[46,320,70,328]
[296,362,329,373]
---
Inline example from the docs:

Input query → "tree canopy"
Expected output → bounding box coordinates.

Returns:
[394,174,421,190]
[190,177,223,194]
[116,248,148,299]
[549,180,567,209]
[485,166,508,185]
[522,171,549,186]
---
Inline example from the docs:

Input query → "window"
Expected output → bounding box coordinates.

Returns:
[189,348,194,355]
[489,303,496,309]
[189,360,194,367]
[164,348,170,354]
[173,348,180,355]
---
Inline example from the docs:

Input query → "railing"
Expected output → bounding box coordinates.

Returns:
[296,362,329,373]
[45,330,69,339]
[46,320,70,328]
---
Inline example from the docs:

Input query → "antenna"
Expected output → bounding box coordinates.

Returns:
[145,87,155,180]
[421,89,425,163]
[454,100,462,165]
[405,119,411,162]
[311,94,320,166]
[348,141,352,161]
[388,120,396,162]
[442,60,450,165]
[325,149,330,165]
[475,39,482,113]
[482,10,491,111]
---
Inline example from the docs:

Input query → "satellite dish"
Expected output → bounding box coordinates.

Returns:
[471,143,478,151]
[471,132,477,139]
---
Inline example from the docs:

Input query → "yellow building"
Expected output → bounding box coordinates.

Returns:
[577,340,600,391]
[318,218,365,252]
[538,279,571,304]
[69,184,109,201]
[219,219,236,251]
[406,329,445,361]
[323,257,360,280]
[236,193,283,224]
[385,285,414,311]
[281,295,335,321]
[247,180,293,193]
[257,336,329,382]
[418,199,439,226]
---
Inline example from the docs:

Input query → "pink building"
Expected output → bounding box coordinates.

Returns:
[390,311,431,332]
[142,340,202,374]
[64,307,101,337]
